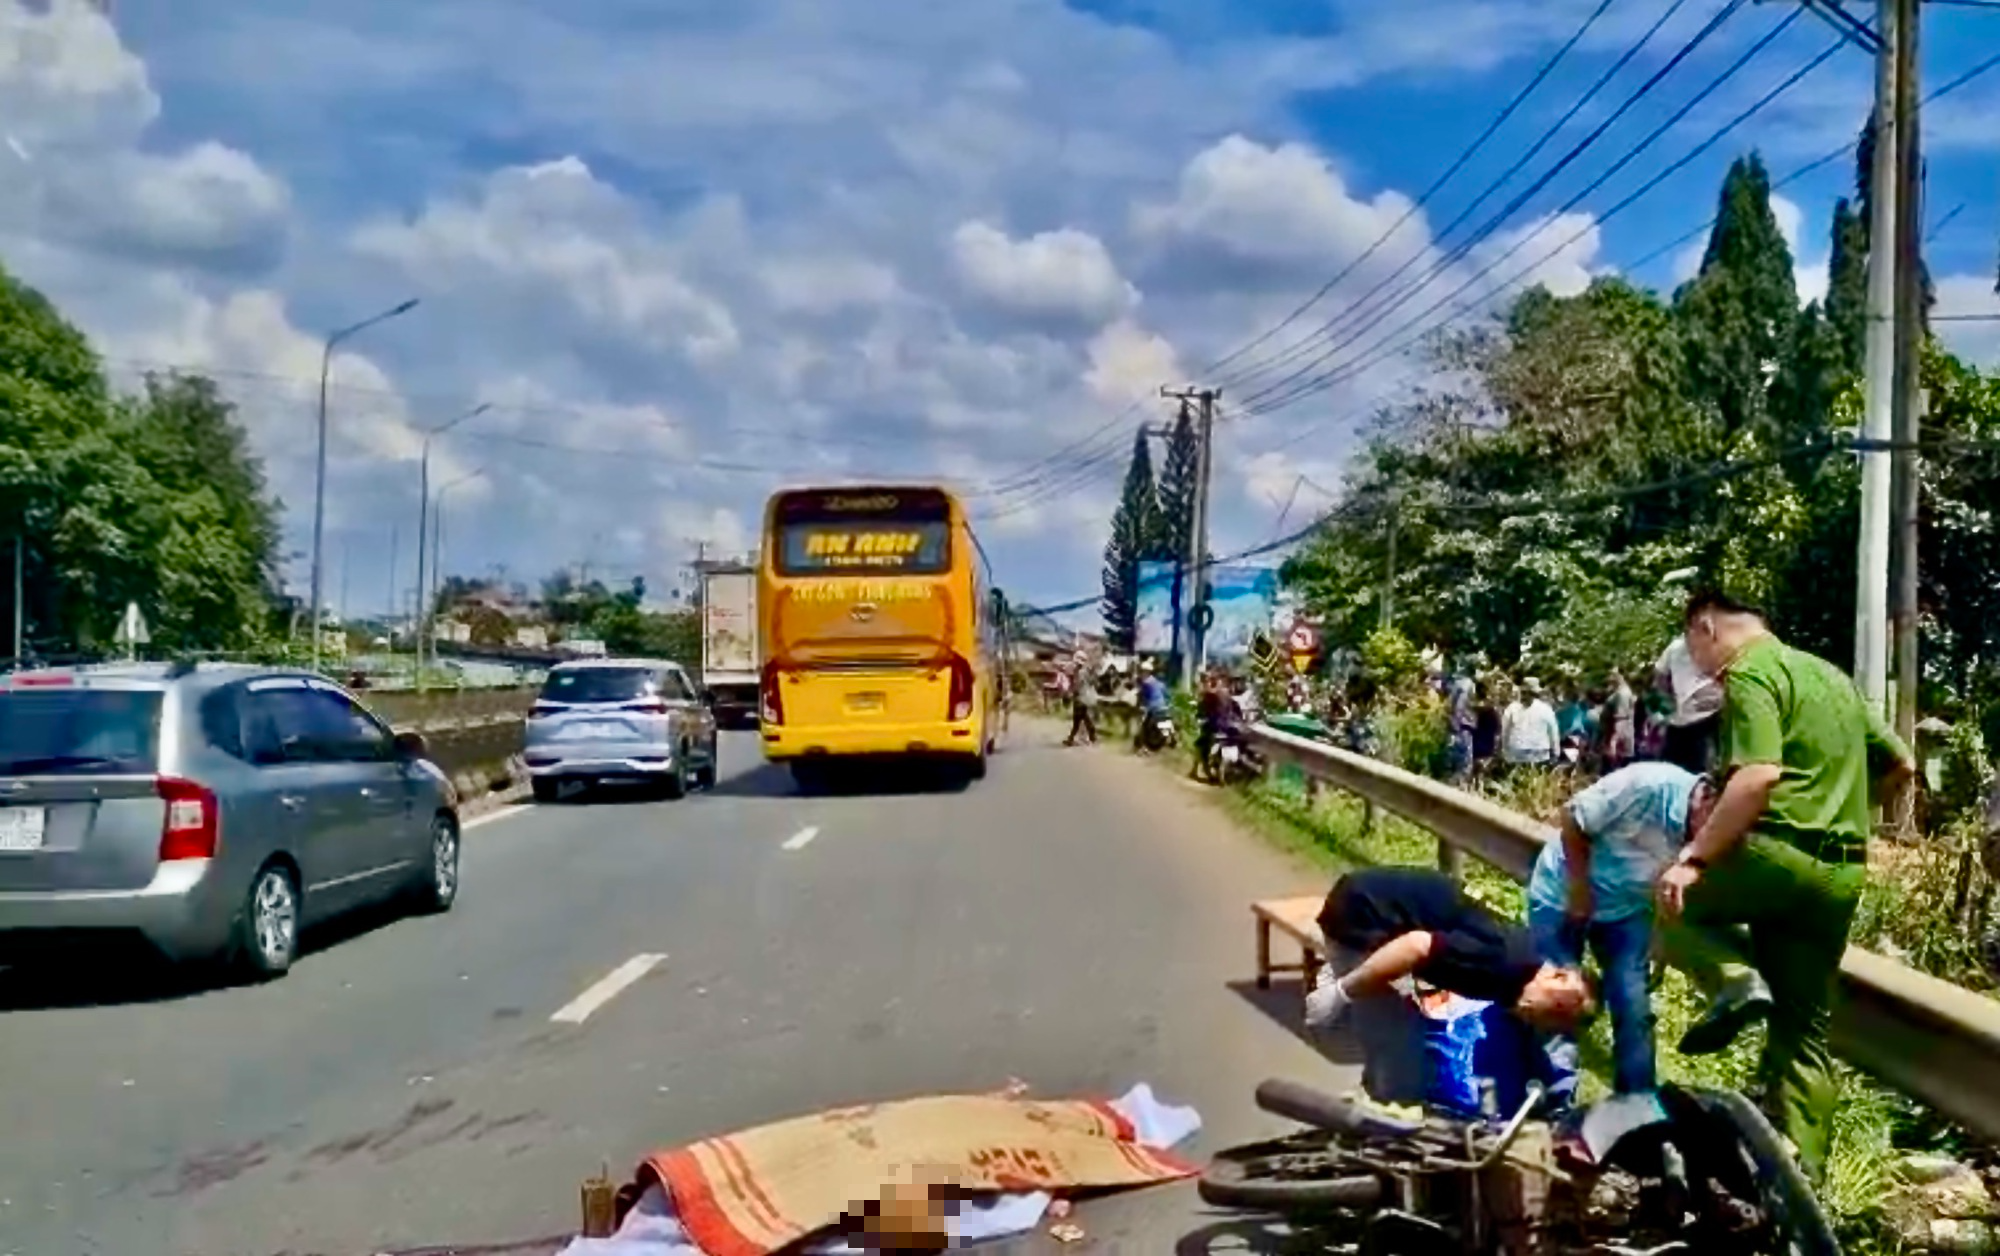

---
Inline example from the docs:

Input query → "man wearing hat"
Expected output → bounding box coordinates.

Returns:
[1500,677,1560,769]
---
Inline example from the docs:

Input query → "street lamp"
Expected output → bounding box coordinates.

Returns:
[414,403,492,679]
[423,467,486,682]
[309,297,420,673]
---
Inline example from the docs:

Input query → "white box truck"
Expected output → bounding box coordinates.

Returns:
[700,565,759,729]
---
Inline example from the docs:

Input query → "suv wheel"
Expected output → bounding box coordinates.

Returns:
[414,815,459,914]
[237,863,299,979]
[532,777,561,804]
[659,750,690,801]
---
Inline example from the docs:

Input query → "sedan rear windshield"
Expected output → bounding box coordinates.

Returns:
[540,668,654,705]
[0,688,165,775]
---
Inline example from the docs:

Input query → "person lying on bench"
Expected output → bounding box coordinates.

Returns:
[1307,866,1596,1036]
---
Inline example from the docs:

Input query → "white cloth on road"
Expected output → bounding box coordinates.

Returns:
[556,1083,1202,1255]
[1656,636,1722,726]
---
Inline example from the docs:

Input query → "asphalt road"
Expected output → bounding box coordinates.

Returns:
[0,723,1350,1256]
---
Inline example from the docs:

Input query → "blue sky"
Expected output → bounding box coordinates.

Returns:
[3,0,1997,620]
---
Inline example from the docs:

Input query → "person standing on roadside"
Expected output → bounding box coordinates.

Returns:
[1063,663,1100,746]
[1528,762,1716,1095]
[1501,677,1561,769]
[1656,590,1915,1184]
[1447,664,1479,780]
[1656,634,1724,774]
[1600,670,1637,771]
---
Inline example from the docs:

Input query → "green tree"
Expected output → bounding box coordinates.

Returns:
[1101,428,1162,650]
[1158,401,1199,567]
[0,264,280,657]
[1824,198,1869,376]
[1676,154,1799,440]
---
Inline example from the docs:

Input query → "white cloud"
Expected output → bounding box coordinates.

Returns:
[949,220,1136,326]
[352,158,742,365]
[1134,135,1424,279]
[1935,274,2000,367]
[1083,319,1182,408]
[7,0,1869,618]
[0,2,288,273]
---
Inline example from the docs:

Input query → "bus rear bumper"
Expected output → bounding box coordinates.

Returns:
[760,720,982,760]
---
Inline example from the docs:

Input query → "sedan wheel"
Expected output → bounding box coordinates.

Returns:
[238,864,299,979]
[418,816,460,914]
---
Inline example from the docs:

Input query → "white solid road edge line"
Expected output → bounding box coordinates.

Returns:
[463,804,530,831]
[782,825,820,851]
[551,953,669,1025]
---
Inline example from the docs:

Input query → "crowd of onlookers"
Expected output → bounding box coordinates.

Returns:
[1440,634,1721,782]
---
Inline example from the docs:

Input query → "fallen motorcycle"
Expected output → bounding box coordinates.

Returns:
[1199,1077,1841,1256]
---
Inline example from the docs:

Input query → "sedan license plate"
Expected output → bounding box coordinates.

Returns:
[0,806,47,852]
[846,692,886,714]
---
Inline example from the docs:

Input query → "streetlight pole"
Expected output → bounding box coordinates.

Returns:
[309,297,420,674]
[413,403,491,685]
[427,469,486,670]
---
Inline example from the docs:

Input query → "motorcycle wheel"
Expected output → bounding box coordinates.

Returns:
[1198,1135,1386,1211]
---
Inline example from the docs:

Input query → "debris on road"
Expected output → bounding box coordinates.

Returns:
[556,1083,1200,1255]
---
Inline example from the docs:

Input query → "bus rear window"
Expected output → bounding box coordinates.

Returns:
[776,520,951,576]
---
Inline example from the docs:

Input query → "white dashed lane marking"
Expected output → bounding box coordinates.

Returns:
[550,954,668,1024]
[782,826,821,852]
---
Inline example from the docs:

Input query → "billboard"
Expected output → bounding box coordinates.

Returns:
[1203,565,1281,663]
[1133,562,1280,662]
[1134,561,1179,655]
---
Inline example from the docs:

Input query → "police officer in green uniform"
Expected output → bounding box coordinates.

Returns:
[1656,590,1915,1183]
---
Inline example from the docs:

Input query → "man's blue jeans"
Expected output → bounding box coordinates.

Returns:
[1527,905,1658,1094]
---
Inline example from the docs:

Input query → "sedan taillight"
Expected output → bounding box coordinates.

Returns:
[157,776,219,861]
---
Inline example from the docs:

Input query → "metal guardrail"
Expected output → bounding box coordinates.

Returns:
[1245,723,2000,1144]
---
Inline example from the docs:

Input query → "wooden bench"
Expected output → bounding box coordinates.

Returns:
[1254,896,1328,1007]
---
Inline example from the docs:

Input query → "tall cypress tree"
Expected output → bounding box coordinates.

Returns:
[1824,198,1869,377]
[1677,154,1800,438]
[1101,429,1163,650]
[1156,402,1201,671]
[1158,401,1199,564]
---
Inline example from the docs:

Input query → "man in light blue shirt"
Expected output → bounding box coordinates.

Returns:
[1527,762,1715,1094]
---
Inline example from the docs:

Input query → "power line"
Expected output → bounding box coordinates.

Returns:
[1198,0,1624,384]
[1242,18,1846,418]
[1215,0,1721,396]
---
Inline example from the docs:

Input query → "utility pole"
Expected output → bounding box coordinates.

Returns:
[1161,385,1220,685]
[1854,0,1901,714]
[1887,0,1923,757]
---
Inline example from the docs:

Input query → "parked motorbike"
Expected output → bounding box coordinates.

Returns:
[1202,725,1262,786]
[1138,709,1178,753]
[1199,1077,1840,1256]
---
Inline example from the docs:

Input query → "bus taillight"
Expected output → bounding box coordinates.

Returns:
[759,660,785,725]
[947,653,975,722]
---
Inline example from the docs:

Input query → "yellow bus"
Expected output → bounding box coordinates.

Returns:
[756,485,1008,787]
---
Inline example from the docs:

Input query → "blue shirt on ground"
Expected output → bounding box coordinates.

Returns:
[1528,762,1697,924]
